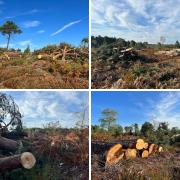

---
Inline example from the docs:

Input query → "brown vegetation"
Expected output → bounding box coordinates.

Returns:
[0,45,89,89]
[92,48,180,89]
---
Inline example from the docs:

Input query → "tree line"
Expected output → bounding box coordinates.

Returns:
[92,108,180,145]
[92,36,180,49]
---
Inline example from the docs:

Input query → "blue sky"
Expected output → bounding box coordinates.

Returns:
[1,91,89,128]
[92,0,180,44]
[92,91,180,128]
[0,0,89,50]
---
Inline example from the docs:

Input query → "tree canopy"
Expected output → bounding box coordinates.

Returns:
[0,21,22,49]
[99,108,118,130]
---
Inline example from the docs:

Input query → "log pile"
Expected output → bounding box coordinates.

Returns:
[0,136,36,172]
[92,139,163,165]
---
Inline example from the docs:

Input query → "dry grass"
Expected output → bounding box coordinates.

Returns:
[0,57,89,89]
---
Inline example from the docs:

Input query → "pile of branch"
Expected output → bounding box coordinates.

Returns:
[37,46,88,61]
[92,139,163,165]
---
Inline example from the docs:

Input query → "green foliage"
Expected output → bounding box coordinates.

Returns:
[124,126,133,134]
[92,125,105,133]
[99,108,118,130]
[0,21,22,35]
[108,125,123,137]
[133,123,140,135]
[92,120,179,146]
[24,45,31,54]
[175,40,180,48]
[141,122,154,137]
[81,37,89,48]
[0,21,22,49]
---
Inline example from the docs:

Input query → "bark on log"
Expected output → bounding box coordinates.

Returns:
[0,136,18,152]
[1,131,28,140]
[0,152,36,172]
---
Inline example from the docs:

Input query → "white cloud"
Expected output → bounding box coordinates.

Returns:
[8,91,89,128]
[23,20,40,28]
[4,9,39,20]
[17,40,31,46]
[51,20,81,36]
[148,92,180,128]
[92,0,180,43]
[37,30,45,34]
[57,91,83,105]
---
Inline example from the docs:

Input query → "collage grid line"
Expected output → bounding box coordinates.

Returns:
[0,0,179,179]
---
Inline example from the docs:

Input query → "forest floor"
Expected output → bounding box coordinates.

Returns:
[0,57,89,89]
[0,128,89,180]
[92,48,180,89]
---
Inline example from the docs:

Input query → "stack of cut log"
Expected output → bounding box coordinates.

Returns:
[92,139,163,165]
[0,135,36,173]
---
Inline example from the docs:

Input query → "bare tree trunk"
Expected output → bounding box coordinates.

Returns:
[0,152,36,172]
[7,34,11,50]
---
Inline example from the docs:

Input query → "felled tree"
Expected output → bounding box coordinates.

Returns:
[0,93,22,134]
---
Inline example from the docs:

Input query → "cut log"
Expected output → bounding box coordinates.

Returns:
[92,139,145,155]
[149,144,159,155]
[158,146,163,152]
[121,48,133,53]
[142,150,149,158]
[106,152,124,166]
[143,142,149,149]
[0,152,36,172]
[0,136,18,152]
[106,144,123,165]
[136,139,145,150]
[148,144,155,155]
[125,149,137,159]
